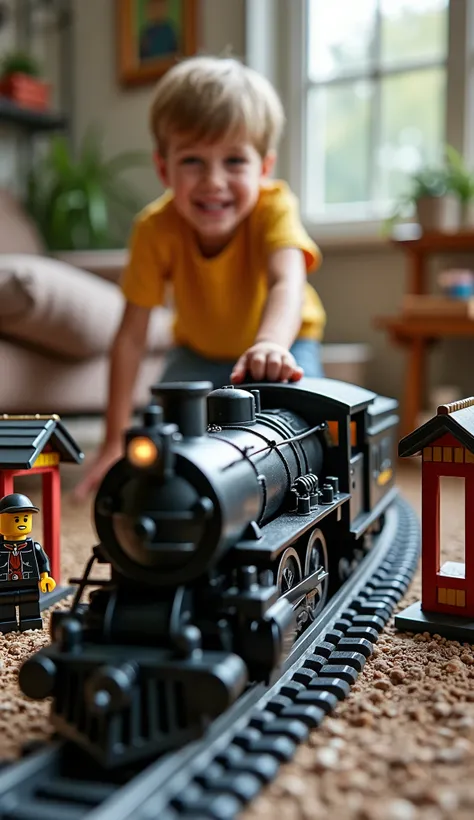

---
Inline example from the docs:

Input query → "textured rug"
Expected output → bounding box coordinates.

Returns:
[1,458,473,820]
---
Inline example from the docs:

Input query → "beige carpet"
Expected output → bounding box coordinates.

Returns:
[1,458,473,820]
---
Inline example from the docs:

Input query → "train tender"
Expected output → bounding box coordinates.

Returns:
[19,378,399,769]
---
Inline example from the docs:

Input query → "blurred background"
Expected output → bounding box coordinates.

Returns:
[1,0,473,428]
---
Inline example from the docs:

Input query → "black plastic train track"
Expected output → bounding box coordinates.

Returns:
[0,495,420,820]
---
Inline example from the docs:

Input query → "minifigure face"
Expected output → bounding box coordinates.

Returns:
[0,511,33,538]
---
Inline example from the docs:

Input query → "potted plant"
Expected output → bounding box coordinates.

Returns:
[445,145,474,228]
[385,145,474,234]
[412,165,461,232]
[0,51,49,110]
[25,127,151,251]
[387,165,459,233]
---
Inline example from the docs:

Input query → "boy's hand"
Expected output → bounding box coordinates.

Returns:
[231,341,304,384]
[72,442,123,503]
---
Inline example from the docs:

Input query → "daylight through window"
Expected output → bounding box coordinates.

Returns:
[304,0,449,222]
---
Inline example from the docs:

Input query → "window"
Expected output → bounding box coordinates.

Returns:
[439,475,465,580]
[286,0,470,226]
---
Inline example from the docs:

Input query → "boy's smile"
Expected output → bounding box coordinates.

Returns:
[155,133,275,256]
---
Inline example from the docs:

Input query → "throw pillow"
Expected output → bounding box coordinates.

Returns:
[0,255,172,360]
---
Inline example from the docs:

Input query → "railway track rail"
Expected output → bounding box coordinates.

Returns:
[0,495,420,820]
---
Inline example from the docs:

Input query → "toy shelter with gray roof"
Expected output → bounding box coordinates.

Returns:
[0,414,84,586]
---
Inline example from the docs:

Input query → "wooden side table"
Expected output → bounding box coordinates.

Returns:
[375,225,474,438]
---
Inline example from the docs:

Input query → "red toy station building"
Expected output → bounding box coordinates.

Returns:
[395,397,474,640]
[0,414,84,607]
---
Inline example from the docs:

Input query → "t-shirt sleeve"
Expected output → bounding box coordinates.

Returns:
[120,215,167,307]
[261,186,322,273]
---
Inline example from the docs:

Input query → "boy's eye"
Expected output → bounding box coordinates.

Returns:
[226,156,245,165]
[180,156,201,165]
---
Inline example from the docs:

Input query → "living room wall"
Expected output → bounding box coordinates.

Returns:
[1,0,472,408]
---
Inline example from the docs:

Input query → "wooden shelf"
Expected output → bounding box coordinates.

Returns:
[375,314,474,340]
[0,96,67,132]
[391,223,474,253]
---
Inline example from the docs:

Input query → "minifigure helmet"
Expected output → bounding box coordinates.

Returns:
[0,494,40,514]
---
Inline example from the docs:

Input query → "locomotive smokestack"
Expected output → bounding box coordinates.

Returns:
[151,382,213,437]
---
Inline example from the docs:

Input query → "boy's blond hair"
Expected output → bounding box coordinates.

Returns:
[149,56,285,157]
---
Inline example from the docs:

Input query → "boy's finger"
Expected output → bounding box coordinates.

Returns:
[230,356,247,382]
[71,482,92,503]
[265,353,284,382]
[279,359,296,381]
[289,366,304,382]
[72,469,100,502]
[248,353,267,381]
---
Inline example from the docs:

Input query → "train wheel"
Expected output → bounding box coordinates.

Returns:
[276,547,302,595]
[304,529,329,619]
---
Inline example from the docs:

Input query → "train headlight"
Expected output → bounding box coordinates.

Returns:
[127,436,159,468]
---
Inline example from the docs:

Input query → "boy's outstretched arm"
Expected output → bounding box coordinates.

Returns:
[73,302,152,501]
[231,247,306,383]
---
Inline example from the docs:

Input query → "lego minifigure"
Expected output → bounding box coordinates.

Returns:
[0,493,56,633]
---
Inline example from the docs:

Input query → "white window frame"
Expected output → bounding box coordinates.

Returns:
[246,0,474,239]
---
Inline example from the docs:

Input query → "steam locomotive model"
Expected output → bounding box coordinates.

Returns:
[19,378,398,769]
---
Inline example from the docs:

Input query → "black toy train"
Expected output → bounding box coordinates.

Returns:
[19,378,398,769]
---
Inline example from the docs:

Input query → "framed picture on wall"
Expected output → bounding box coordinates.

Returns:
[117,0,199,87]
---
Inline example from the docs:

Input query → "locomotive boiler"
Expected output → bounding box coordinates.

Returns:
[19,378,399,769]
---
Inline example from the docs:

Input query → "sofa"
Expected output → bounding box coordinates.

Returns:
[0,190,172,414]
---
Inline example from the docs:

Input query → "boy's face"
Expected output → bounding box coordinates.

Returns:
[155,132,276,255]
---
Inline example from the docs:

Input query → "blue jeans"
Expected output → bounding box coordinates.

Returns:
[159,339,324,387]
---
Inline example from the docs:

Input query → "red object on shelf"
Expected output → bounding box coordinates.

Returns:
[0,72,50,111]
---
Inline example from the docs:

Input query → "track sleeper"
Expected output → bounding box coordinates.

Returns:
[307,677,351,699]
[278,704,326,728]
[1,800,86,820]
[327,651,368,672]
[37,777,116,805]
[295,689,339,714]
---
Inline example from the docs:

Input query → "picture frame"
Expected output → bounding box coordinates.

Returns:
[117,0,199,88]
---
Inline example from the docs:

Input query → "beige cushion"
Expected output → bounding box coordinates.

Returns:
[0,255,173,360]
[0,190,45,254]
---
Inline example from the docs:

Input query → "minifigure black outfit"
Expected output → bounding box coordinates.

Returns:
[0,493,50,633]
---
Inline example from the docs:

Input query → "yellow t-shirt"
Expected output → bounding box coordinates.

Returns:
[121,180,326,360]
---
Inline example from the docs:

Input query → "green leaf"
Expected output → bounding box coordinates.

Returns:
[24,126,149,250]
[84,179,109,242]
[0,51,41,78]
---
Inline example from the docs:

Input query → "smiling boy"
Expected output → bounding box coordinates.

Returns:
[74,55,326,500]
